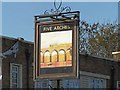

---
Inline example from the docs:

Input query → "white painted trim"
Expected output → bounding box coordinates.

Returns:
[112,52,120,55]
[80,71,110,79]
[10,63,22,88]
[80,53,117,62]
[10,63,12,88]
[19,64,22,88]
[117,81,120,89]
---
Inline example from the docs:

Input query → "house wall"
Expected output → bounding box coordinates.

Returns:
[80,54,120,88]
[2,37,34,88]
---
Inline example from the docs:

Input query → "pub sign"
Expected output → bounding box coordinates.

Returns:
[34,12,79,80]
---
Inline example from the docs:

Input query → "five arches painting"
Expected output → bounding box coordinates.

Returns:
[40,30,72,68]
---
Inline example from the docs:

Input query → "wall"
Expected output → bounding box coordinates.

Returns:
[80,54,120,88]
[1,36,34,88]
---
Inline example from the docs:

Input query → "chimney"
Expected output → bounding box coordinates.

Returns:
[112,51,120,61]
[17,37,24,41]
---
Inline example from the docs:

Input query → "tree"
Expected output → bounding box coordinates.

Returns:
[80,21,119,58]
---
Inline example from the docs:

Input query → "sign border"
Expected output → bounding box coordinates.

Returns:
[34,11,80,80]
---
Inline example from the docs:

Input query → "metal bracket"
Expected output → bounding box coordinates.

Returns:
[35,11,80,23]
[44,0,71,15]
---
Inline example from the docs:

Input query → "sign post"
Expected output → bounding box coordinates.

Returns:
[34,11,80,86]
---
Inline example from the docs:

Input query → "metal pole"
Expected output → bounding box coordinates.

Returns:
[111,65,115,90]
[57,80,60,89]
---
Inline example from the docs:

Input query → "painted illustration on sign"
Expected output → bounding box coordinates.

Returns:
[40,30,72,68]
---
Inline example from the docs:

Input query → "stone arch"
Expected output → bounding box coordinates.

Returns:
[44,50,51,63]
[58,49,66,62]
[40,51,44,63]
[66,48,72,61]
[51,50,58,62]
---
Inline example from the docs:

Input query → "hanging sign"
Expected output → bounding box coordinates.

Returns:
[34,12,80,80]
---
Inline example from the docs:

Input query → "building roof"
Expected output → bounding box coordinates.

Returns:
[80,53,120,63]
[0,35,33,44]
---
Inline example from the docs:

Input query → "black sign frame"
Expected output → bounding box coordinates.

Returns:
[34,11,80,80]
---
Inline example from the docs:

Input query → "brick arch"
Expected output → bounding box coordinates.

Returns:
[40,51,44,63]
[51,49,59,54]
[43,50,51,63]
[51,50,58,62]
[59,49,66,53]
[66,48,72,55]
[66,48,72,61]
[58,49,66,62]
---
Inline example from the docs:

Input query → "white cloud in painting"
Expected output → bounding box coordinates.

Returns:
[41,30,72,48]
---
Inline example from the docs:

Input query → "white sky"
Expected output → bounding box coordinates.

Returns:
[41,30,72,48]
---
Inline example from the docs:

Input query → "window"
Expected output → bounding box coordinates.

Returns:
[117,81,120,90]
[35,80,49,88]
[63,79,80,89]
[10,63,22,88]
[89,78,106,89]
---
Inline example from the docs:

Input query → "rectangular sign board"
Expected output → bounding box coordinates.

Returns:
[34,20,79,80]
